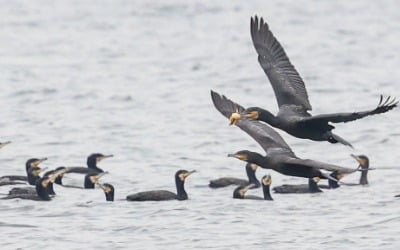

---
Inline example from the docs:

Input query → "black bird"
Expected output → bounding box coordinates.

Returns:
[209,163,260,188]
[84,172,108,189]
[97,183,115,201]
[273,177,322,194]
[4,167,47,197]
[233,175,273,200]
[126,170,196,201]
[228,16,397,147]
[3,169,67,201]
[211,90,357,180]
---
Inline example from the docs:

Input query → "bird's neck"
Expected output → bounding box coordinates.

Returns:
[36,183,51,201]
[328,178,340,189]
[28,174,39,185]
[87,161,104,172]
[246,164,260,187]
[359,165,369,185]
[46,183,55,195]
[308,179,322,192]
[84,177,95,189]
[55,176,63,185]
[258,109,279,127]
[105,192,114,201]
[263,185,273,200]
[175,180,188,200]
[250,153,271,169]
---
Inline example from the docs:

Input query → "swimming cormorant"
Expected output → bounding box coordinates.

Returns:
[3,168,67,201]
[233,175,273,200]
[273,177,322,194]
[228,16,397,147]
[209,163,260,188]
[211,90,357,180]
[97,183,114,201]
[4,167,47,197]
[126,170,196,201]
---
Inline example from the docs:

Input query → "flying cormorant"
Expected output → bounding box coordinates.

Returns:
[211,90,358,180]
[228,16,397,147]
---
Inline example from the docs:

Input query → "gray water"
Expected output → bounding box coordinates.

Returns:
[0,0,399,249]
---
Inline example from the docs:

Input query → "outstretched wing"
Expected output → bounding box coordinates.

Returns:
[251,16,312,110]
[286,158,357,174]
[299,95,398,125]
[211,90,294,156]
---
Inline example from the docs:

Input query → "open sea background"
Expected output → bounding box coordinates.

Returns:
[0,0,399,249]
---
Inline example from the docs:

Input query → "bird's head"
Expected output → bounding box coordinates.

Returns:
[228,150,260,163]
[175,169,196,182]
[261,175,272,186]
[26,157,48,170]
[97,183,115,201]
[87,153,114,166]
[351,154,369,169]
[244,107,261,120]
[233,183,255,198]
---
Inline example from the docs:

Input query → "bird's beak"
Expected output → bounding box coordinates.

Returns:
[182,170,196,180]
[229,112,241,125]
[98,155,114,162]
[244,111,258,119]
[350,154,362,165]
[38,158,48,163]
[227,153,247,161]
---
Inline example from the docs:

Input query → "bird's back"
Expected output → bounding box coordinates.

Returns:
[209,177,248,188]
[126,190,177,201]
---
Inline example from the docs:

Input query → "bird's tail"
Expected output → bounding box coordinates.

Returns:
[329,133,353,148]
